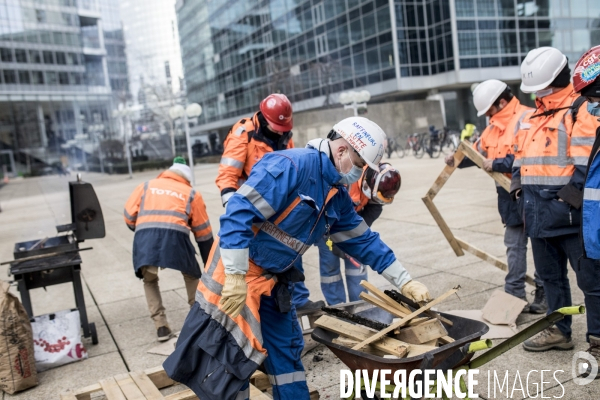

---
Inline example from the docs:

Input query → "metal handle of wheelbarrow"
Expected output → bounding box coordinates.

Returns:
[468,306,585,370]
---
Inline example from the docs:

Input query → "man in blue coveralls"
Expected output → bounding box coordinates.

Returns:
[164,116,431,400]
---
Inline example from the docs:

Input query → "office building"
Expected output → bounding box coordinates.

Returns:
[176,0,600,136]
[0,0,127,174]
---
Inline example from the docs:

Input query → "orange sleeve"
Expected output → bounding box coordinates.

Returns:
[215,121,249,204]
[123,183,144,230]
[569,105,596,165]
[189,190,213,243]
[287,136,295,149]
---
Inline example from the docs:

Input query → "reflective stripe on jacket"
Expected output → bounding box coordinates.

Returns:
[583,126,600,259]
[219,148,396,274]
[216,112,294,205]
[512,84,596,238]
[474,97,533,226]
[124,170,213,277]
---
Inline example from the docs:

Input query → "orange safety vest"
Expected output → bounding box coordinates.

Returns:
[474,97,534,178]
[518,84,596,186]
[216,113,295,204]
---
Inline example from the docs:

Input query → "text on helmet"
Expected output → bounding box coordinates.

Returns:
[150,188,185,200]
[352,121,377,146]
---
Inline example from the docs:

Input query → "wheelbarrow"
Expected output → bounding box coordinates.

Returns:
[311,301,585,399]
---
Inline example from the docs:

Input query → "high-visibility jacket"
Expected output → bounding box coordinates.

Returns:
[123,171,214,278]
[164,148,398,399]
[582,125,600,259]
[473,97,534,226]
[511,84,597,238]
[216,112,294,205]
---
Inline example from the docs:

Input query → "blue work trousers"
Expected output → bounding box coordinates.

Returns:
[530,233,600,341]
[292,257,310,307]
[316,238,368,305]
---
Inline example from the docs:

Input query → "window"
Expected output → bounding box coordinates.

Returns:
[1,48,13,62]
[71,72,82,85]
[479,32,498,54]
[46,71,57,85]
[53,32,64,45]
[43,51,54,64]
[36,9,46,23]
[56,52,66,65]
[315,33,328,56]
[29,50,42,63]
[458,32,478,55]
[313,3,325,26]
[32,71,44,84]
[18,70,30,84]
[67,53,78,65]
[3,70,17,84]
[15,49,27,63]
[58,72,69,85]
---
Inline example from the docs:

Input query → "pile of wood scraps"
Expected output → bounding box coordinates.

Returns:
[315,282,460,359]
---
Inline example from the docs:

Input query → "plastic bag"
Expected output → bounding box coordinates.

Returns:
[31,309,87,372]
[0,280,38,394]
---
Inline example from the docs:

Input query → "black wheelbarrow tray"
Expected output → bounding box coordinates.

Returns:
[311,301,585,397]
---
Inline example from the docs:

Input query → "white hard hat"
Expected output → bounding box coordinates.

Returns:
[520,47,568,93]
[332,117,386,170]
[473,79,508,116]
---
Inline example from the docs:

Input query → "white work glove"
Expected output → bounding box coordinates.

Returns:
[220,274,247,318]
[381,260,431,303]
[401,280,431,303]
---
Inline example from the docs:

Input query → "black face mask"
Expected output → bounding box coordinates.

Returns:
[549,64,572,89]
[257,113,284,142]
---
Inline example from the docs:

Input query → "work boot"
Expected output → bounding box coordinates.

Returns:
[519,297,531,313]
[296,300,325,313]
[582,335,600,379]
[523,326,573,352]
[157,326,172,342]
[529,286,548,314]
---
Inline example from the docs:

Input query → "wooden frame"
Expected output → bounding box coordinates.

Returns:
[422,141,535,286]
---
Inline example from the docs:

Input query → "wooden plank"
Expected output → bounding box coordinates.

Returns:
[395,319,448,344]
[329,333,434,358]
[351,287,460,351]
[250,383,272,399]
[422,339,438,347]
[315,315,409,357]
[458,141,511,192]
[425,151,465,200]
[114,373,146,400]
[333,337,388,357]
[455,237,536,286]
[359,293,407,318]
[67,383,101,399]
[250,370,271,391]
[60,392,78,400]
[129,371,165,399]
[165,389,198,400]
[145,366,175,389]
[99,376,127,400]
[439,335,455,344]
[360,280,413,315]
[422,196,464,256]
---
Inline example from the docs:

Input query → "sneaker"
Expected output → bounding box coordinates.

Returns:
[582,335,600,379]
[529,286,548,314]
[157,326,172,342]
[296,300,325,313]
[523,326,573,352]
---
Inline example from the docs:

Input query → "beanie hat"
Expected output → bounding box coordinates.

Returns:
[169,156,192,182]
[549,64,572,88]
[581,78,600,98]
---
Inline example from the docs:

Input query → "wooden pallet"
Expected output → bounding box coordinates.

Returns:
[60,366,319,400]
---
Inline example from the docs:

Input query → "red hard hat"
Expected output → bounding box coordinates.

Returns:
[362,163,401,204]
[573,45,600,94]
[259,94,293,132]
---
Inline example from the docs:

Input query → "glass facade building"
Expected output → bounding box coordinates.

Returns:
[0,0,127,173]
[176,0,600,133]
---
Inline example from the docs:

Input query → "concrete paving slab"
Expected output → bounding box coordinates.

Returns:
[4,352,126,400]
[99,290,189,325]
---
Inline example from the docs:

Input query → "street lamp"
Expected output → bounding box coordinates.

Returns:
[88,123,105,174]
[112,104,136,179]
[169,102,202,186]
[339,90,371,116]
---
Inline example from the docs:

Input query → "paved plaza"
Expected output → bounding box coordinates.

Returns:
[0,154,598,399]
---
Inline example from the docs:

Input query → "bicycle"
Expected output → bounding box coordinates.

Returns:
[405,133,426,158]
[439,128,459,154]
[386,137,405,159]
